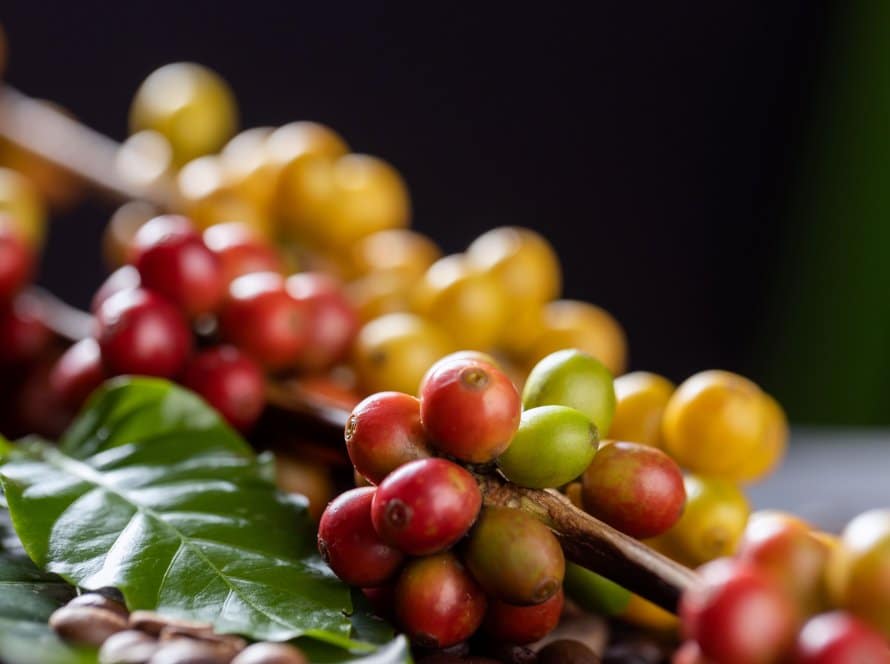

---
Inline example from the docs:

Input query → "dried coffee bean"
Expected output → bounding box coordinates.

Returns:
[230,642,309,664]
[67,592,130,620]
[159,624,247,657]
[417,657,500,664]
[537,640,600,664]
[147,639,233,664]
[49,605,128,646]
[99,630,161,664]
[129,611,213,637]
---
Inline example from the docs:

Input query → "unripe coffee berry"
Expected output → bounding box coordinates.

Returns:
[420,356,520,463]
[371,458,481,555]
[464,507,565,605]
[345,391,432,484]
[318,487,404,587]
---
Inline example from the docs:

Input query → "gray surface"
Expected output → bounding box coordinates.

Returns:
[746,428,890,532]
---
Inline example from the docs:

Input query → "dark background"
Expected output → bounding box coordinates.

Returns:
[2,2,834,394]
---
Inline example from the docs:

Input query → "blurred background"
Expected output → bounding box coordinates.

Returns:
[3,1,886,425]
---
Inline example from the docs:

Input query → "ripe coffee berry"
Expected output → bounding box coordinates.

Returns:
[371,458,481,555]
[49,338,106,409]
[581,441,685,539]
[203,221,284,285]
[285,272,358,371]
[317,487,404,587]
[395,552,487,649]
[482,588,564,644]
[345,391,432,484]
[419,356,520,463]
[219,272,309,370]
[464,507,565,605]
[91,265,141,313]
[0,294,52,364]
[680,558,799,664]
[132,215,224,317]
[793,612,890,664]
[181,346,265,431]
[0,222,34,300]
[95,288,192,378]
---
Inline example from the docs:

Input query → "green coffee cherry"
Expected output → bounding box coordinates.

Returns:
[522,349,616,434]
[497,405,598,488]
[563,562,632,616]
[464,507,565,605]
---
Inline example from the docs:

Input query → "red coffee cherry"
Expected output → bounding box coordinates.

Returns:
[420,356,520,463]
[95,288,192,378]
[317,487,404,587]
[482,588,564,645]
[181,346,265,431]
[581,441,686,539]
[0,221,34,300]
[49,338,106,409]
[395,552,487,649]
[345,391,432,485]
[680,558,799,664]
[0,293,53,364]
[793,611,890,664]
[219,272,309,370]
[132,215,224,317]
[203,221,284,285]
[371,458,482,555]
[91,265,141,313]
[286,272,359,371]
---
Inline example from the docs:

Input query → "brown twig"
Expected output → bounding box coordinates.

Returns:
[1,82,699,612]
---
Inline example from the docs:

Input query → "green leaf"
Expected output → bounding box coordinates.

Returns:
[0,510,97,664]
[0,378,367,649]
[297,635,413,664]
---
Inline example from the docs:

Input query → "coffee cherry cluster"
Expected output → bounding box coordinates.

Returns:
[320,352,577,650]
[51,212,359,433]
[674,509,890,663]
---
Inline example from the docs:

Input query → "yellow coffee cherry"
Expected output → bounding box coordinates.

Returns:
[352,313,454,395]
[609,371,675,447]
[349,229,441,280]
[526,300,628,376]
[412,254,509,351]
[129,62,237,165]
[662,474,750,567]
[176,155,270,235]
[115,130,174,198]
[466,226,561,306]
[102,201,159,267]
[0,167,47,247]
[662,370,770,476]
[317,154,411,249]
[828,509,890,638]
[724,392,789,484]
[266,121,348,164]
[346,271,413,323]
[220,126,279,216]
[276,151,336,239]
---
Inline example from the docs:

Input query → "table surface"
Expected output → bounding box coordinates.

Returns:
[747,428,890,532]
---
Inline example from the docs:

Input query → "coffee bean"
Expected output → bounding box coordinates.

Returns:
[129,611,213,638]
[538,640,600,664]
[49,605,128,646]
[67,593,130,620]
[230,642,309,664]
[99,630,160,664]
[147,639,233,664]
